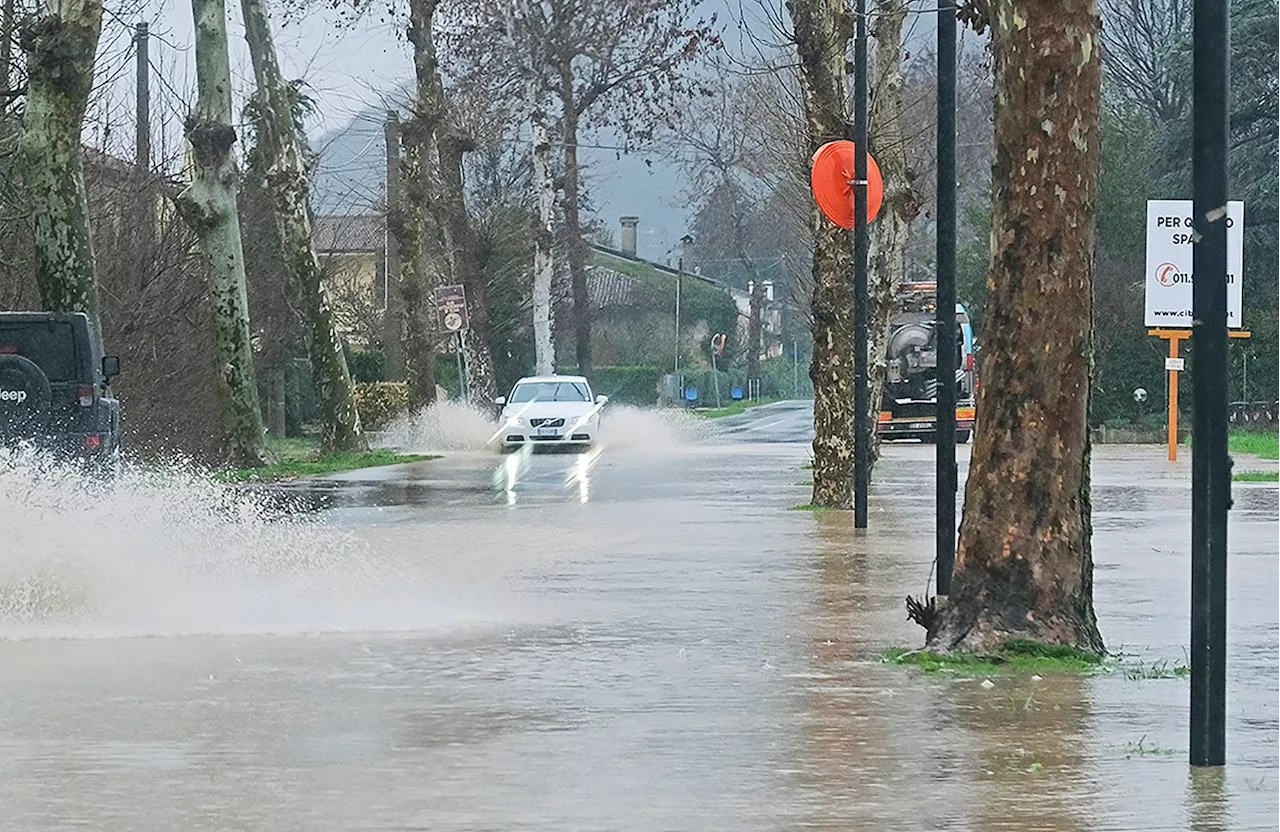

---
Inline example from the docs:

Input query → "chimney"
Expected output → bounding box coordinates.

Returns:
[619,216,639,256]
[679,234,694,273]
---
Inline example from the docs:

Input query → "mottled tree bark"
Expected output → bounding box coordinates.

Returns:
[393,119,438,409]
[19,0,102,319]
[382,112,405,382]
[867,0,919,467]
[928,0,1104,654]
[530,92,556,376]
[174,0,266,466]
[241,0,365,452]
[792,0,854,508]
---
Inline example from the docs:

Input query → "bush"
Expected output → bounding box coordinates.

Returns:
[344,346,385,384]
[354,382,412,431]
[594,365,664,406]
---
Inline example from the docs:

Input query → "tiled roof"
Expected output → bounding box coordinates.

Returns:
[586,266,639,309]
[313,214,384,253]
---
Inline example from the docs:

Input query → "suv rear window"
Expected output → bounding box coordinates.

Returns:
[0,323,79,382]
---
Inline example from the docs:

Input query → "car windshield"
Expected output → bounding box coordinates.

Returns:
[0,323,78,382]
[509,381,591,403]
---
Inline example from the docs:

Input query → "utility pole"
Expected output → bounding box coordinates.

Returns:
[383,111,404,381]
[851,0,870,529]
[1189,0,1230,769]
[674,249,684,386]
[134,22,150,171]
[935,2,958,594]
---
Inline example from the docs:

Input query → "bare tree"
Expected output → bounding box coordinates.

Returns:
[172,0,267,465]
[1099,0,1191,123]
[241,0,366,452]
[927,0,1105,654]
[18,0,102,318]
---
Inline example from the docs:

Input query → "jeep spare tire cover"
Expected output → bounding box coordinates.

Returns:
[0,354,53,437]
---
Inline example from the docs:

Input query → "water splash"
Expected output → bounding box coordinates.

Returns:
[379,400,710,455]
[379,400,501,452]
[0,449,485,640]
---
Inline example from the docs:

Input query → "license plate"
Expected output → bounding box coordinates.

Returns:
[910,422,931,430]
[537,427,560,437]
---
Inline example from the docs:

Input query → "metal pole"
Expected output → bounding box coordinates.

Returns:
[935,0,958,594]
[456,331,468,404]
[1190,0,1230,769]
[852,0,869,529]
[674,270,683,380]
[135,22,150,170]
[793,341,799,398]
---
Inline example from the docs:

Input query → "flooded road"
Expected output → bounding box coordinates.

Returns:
[1,402,1276,830]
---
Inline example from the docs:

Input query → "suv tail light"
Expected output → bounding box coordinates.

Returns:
[84,434,101,448]
[78,384,94,406]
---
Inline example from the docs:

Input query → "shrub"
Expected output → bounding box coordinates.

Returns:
[354,382,412,430]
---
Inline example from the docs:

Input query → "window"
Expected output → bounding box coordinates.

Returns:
[0,323,78,382]
[509,381,591,403]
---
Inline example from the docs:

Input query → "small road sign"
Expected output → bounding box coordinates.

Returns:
[1166,357,1186,371]
[435,284,468,333]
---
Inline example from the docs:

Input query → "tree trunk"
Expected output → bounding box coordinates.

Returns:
[530,87,556,376]
[747,280,764,384]
[241,0,365,452]
[560,100,592,381]
[867,0,919,467]
[19,0,103,319]
[928,0,1104,654]
[174,0,266,466]
[394,124,438,408]
[266,363,286,437]
[382,111,405,381]
[410,0,497,404]
[792,0,854,508]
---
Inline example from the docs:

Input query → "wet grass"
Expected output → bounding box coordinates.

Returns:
[1121,659,1190,680]
[218,436,435,483]
[1122,735,1182,758]
[1233,470,1278,482]
[885,639,1103,676]
[788,503,842,512]
[698,396,782,419]
[1230,429,1279,459]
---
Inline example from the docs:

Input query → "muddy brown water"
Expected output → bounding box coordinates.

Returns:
[0,404,1275,830]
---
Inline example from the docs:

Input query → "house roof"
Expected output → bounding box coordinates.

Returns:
[586,266,639,309]
[313,214,384,253]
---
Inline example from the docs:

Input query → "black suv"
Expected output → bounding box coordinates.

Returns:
[0,312,121,466]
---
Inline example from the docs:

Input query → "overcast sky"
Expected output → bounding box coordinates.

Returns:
[92,0,945,261]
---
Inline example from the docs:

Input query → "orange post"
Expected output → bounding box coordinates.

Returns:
[1149,328,1251,462]
[1167,334,1181,461]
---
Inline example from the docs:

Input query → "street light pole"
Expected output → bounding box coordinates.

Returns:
[935,0,958,595]
[852,0,870,529]
[1189,0,1230,769]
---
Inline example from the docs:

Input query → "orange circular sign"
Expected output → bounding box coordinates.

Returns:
[811,140,884,228]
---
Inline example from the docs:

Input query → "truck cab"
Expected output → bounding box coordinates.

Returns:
[877,283,977,443]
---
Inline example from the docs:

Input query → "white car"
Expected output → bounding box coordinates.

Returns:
[495,375,608,451]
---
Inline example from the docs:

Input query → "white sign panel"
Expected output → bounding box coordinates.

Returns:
[1165,357,1185,371]
[1145,199,1244,328]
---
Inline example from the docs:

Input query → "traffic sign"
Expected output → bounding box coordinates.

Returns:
[1144,199,1244,328]
[435,284,468,332]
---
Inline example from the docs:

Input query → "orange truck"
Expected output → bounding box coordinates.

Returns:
[876,282,977,444]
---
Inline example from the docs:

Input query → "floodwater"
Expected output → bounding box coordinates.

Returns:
[0,403,1276,830]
